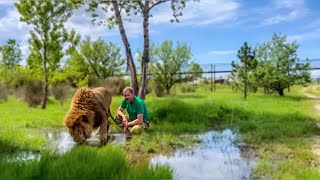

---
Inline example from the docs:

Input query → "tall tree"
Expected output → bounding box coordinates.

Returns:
[0,39,22,86]
[0,39,22,70]
[86,0,188,99]
[189,62,202,89]
[255,33,310,96]
[189,62,202,81]
[231,42,257,100]
[15,0,76,109]
[64,36,125,87]
[149,41,192,94]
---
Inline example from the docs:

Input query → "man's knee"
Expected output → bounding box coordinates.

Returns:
[130,125,143,135]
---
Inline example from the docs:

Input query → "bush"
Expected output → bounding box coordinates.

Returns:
[88,76,104,87]
[20,79,43,107]
[104,77,127,95]
[0,85,8,102]
[181,84,196,93]
[51,81,71,106]
[153,84,165,97]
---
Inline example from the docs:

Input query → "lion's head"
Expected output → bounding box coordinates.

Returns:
[64,111,94,144]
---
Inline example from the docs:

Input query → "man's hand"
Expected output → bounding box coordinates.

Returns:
[122,116,128,129]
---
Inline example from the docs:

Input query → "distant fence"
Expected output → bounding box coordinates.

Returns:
[120,58,320,92]
[192,58,320,78]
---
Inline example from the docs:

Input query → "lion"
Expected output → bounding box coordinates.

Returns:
[63,87,114,144]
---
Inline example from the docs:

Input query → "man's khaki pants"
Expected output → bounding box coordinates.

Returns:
[114,115,149,136]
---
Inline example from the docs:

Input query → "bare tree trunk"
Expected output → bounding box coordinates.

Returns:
[279,88,284,96]
[244,65,247,101]
[139,1,150,99]
[41,48,48,109]
[41,79,48,109]
[112,2,139,95]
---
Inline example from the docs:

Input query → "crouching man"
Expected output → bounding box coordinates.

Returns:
[115,87,150,139]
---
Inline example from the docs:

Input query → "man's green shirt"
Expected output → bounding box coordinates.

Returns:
[120,96,150,121]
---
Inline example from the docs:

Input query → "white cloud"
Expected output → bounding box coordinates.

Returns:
[260,0,308,26]
[65,7,114,39]
[287,17,320,42]
[150,0,240,26]
[208,50,237,55]
[65,5,143,40]
[0,6,30,61]
[0,7,29,41]
[0,0,15,5]
[311,70,320,79]
[287,29,320,42]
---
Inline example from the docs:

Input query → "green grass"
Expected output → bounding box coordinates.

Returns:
[0,145,172,179]
[1,84,320,179]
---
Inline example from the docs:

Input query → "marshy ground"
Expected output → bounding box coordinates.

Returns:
[1,84,320,179]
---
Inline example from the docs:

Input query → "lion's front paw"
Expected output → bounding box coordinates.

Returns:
[99,134,110,145]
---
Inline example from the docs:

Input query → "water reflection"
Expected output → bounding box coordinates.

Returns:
[150,129,256,180]
[46,130,126,154]
[1,151,41,163]
[46,130,76,154]
[1,130,127,163]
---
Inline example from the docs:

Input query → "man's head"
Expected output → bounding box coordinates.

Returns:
[123,87,134,103]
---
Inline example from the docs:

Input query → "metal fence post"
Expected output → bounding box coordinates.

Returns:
[214,65,216,92]
[210,64,213,92]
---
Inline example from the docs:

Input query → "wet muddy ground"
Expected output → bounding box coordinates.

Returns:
[150,129,257,180]
[2,128,257,179]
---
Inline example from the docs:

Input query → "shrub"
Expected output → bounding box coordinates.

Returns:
[104,77,127,95]
[51,81,71,106]
[153,84,165,97]
[0,85,8,102]
[20,79,43,107]
[181,84,196,93]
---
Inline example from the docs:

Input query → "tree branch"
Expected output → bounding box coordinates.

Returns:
[149,0,169,12]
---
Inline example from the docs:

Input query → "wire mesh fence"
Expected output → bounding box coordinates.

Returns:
[119,59,320,92]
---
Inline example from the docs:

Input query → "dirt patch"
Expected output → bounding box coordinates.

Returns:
[314,104,320,110]
[303,85,320,100]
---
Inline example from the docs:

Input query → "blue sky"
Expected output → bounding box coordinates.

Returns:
[0,0,319,77]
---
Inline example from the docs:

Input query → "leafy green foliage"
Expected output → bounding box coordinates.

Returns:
[149,41,193,94]
[15,0,75,108]
[189,62,203,81]
[0,39,22,87]
[231,42,257,100]
[84,0,193,98]
[0,39,22,70]
[64,37,125,87]
[255,33,311,96]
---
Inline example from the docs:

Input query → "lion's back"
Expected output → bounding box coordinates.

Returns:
[91,87,112,110]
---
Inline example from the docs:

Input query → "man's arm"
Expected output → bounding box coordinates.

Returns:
[127,114,144,127]
[117,106,128,122]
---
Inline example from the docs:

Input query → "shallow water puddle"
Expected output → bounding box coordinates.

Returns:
[150,129,256,180]
[1,130,126,163]
[47,130,127,153]
[1,151,41,163]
